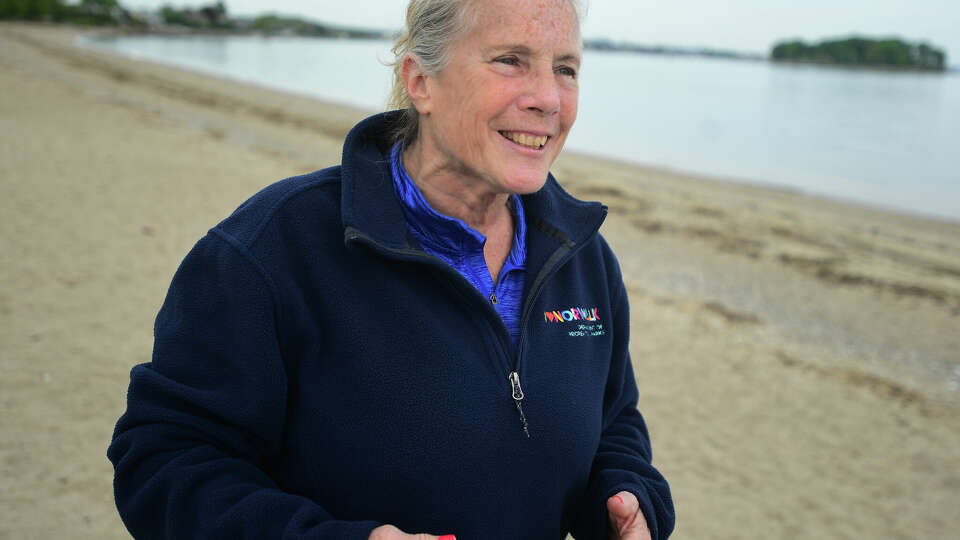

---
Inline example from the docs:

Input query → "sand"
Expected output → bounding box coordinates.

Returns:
[1,22,959,540]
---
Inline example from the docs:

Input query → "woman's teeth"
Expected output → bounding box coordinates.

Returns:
[500,131,548,149]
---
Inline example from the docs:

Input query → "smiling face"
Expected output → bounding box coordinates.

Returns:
[410,0,581,196]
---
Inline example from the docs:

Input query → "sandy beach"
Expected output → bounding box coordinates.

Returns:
[1,23,959,540]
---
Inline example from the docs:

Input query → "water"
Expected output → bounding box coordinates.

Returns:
[81,35,960,222]
[81,35,395,110]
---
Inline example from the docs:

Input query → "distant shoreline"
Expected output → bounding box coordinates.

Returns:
[770,56,949,74]
[74,24,960,224]
[84,25,959,74]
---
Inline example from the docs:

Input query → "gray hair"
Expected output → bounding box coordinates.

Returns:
[388,0,584,146]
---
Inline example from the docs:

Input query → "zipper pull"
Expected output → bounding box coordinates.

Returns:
[508,371,524,400]
[508,371,530,438]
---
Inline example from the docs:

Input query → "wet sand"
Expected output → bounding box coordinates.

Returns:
[1,23,959,540]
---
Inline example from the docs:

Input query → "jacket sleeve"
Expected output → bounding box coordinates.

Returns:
[570,274,675,540]
[107,230,381,540]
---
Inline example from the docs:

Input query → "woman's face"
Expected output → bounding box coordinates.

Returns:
[416,0,581,195]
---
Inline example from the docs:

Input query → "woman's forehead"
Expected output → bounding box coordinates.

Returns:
[475,0,577,22]
[466,0,580,49]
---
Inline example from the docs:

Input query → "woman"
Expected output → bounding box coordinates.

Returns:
[108,1,674,539]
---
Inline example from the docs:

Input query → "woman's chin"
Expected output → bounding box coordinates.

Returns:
[499,171,551,195]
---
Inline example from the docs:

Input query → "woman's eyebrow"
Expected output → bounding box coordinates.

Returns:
[485,44,534,55]
[486,44,581,64]
[556,53,581,65]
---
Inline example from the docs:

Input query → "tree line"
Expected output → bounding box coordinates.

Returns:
[0,0,230,28]
[0,0,132,25]
[1,0,390,38]
[771,37,946,71]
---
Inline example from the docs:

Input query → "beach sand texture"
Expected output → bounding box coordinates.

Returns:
[2,23,959,540]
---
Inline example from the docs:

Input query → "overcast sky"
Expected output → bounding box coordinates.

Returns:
[121,0,960,64]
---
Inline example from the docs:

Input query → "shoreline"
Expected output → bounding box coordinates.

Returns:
[70,23,960,226]
[2,22,959,540]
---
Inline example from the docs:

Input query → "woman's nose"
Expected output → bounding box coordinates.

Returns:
[519,67,561,116]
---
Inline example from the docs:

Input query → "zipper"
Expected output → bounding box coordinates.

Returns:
[347,222,599,439]
[508,371,529,438]
[508,210,606,436]
[508,243,574,437]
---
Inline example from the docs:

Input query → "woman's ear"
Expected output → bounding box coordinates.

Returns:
[401,54,432,115]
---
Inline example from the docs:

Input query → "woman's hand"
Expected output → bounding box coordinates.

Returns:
[368,524,455,540]
[606,491,652,540]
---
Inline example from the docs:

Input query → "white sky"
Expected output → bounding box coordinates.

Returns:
[121,1,960,64]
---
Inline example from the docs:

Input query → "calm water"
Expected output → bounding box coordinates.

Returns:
[82,35,960,222]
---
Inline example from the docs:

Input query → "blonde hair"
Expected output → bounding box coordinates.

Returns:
[388,0,584,146]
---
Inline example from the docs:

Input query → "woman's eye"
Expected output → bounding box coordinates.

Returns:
[495,56,520,66]
[556,66,577,78]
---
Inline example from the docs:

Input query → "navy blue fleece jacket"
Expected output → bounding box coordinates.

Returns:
[107,111,674,540]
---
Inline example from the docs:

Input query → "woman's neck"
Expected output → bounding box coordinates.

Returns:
[401,140,512,236]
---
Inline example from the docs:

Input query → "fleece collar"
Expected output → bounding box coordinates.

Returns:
[340,111,607,256]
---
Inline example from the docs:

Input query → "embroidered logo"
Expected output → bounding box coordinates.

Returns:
[544,307,600,323]
[544,306,605,337]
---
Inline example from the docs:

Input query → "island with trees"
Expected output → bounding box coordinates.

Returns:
[771,37,947,72]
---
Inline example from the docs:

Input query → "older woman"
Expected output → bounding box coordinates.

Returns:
[108,1,673,539]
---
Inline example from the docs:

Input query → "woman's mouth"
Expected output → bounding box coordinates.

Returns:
[499,131,549,150]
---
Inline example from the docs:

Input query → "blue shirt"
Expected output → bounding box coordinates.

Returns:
[389,141,527,347]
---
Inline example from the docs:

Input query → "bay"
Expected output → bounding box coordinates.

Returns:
[81,34,960,222]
